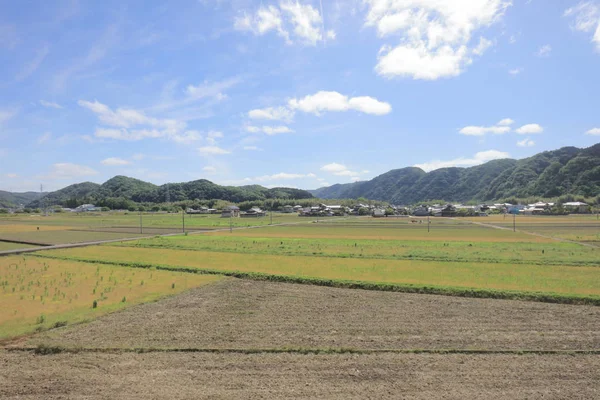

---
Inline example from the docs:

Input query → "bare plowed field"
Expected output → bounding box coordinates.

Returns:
[1,351,599,399]
[29,279,600,351]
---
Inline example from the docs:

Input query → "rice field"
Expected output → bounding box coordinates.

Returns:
[34,239,600,301]
[0,256,222,339]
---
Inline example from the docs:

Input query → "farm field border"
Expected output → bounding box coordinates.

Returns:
[31,253,600,306]
[7,345,600,356]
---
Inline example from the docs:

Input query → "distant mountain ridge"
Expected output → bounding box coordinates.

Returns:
[311,144,600,203]
[25,176,314,208]
[0,191,44,208]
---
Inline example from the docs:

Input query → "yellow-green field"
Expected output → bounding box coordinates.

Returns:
[465,214,600,244]
[0,256,222,339]
[32,216,600,304]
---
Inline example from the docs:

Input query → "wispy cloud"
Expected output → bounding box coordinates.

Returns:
[39,100,63,109]
[16,44,50,81]
[53,23,120,91]
[39,163,98,180]
[101,157,131,166]
[535,44,552,57]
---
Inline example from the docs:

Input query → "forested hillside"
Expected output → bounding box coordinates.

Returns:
[0,191,44,208]
[312,144,600,203]
[26,176,313,208]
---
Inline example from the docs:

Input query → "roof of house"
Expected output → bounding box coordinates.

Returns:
[564,201,588,206]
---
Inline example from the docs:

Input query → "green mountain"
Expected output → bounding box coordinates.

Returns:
[0,191,45,208]
[311,144,600,203]
[27,176,313,208]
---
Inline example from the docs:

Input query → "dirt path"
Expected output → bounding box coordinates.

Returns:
[459,218,600,249]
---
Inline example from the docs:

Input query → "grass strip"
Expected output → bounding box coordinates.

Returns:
[5,345,600,356]
[110,242,600,268]
[32,253,600,306]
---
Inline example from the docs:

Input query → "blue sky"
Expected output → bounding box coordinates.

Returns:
[1,0,600,192]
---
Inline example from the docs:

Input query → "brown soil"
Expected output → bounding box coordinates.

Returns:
[28,279,600,351]
[1,351,598,399]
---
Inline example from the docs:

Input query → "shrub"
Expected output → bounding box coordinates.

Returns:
[92,300,98,309]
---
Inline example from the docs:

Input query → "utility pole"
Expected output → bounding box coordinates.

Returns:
[40,184,47,216]
[166,183,170,204]
[513,212,516,232]
[139,211,143,234]
[230,215,233,233]
[427,214,430,232]
[182,209,185,233]
[270,200,273,225]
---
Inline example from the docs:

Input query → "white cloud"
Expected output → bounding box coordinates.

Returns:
[515,123,543,134]
[198,146,231,155]
[205,130,224,145]
[320,162,369,177]
[414,150,510,172]
[288,91,391,115]
[365,0,511,80]
[376,43,470,80]
[509,67,523,75]
[246,125,293,135]
[517,138,535,147]
[459,125,510,136]
[39,100,63,109]
[101,157,131,166]
[202,166,217,173]
[565,2,600,50]
[243,146,262,151]
[172,130,204,144]
[185,77,241,101]
[5,173,17,178]
[16,44,49,81]
[248,106,295,122]
[37,132,52,145]
[79,99,207,143]
[497,118,514,126]
[536,44,552,57]
[279,0,323,45]
[585,127,600,135]
[79,100,183,130]
[473,36,494,55]
[42,163,98,180]
[234,0,333,46]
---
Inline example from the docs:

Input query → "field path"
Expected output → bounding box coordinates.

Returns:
[460,218,600,249]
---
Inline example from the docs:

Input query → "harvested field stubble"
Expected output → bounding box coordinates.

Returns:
[1,351,599,399]
[29,280,600,351]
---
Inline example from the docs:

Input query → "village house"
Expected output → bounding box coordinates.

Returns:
[74,204,101,212]
[221,205,240,218]
[563,201,590,213]
[412,205,430,217]
[281,205,294,213]
[241,207,266,218]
